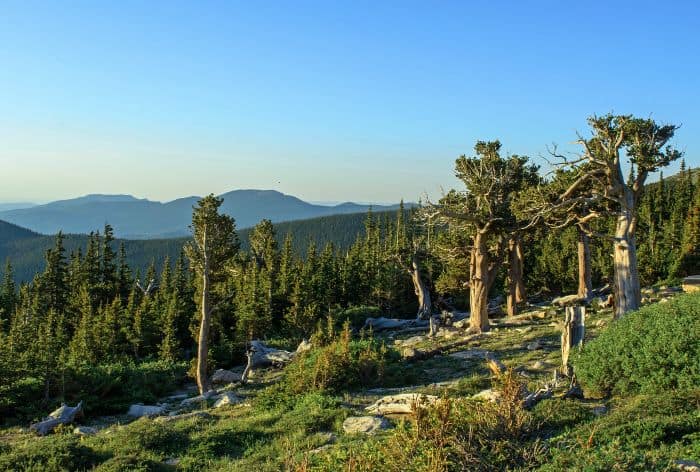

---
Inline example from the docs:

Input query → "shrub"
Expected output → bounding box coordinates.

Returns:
[281,321,390,395]
[63,360,188,415]
[574,292,700,396]
[540,389,700,471]
[334,305,382,328]
[306,369,546,471]
[0,435,101,471]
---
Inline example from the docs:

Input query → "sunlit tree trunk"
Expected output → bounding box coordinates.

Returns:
[577,227,592,300]
[469,232,493,332]
[507,235,526,317]
[613,195,641,318]
[196,229,212,394]
[408,255,432,320]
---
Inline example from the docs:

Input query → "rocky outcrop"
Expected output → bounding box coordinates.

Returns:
[30,402,84,436]
[365,393,438,415]
[214,392,244,408]
[342,416,391,434]
[127,404,165,418]
[211,369,241,385]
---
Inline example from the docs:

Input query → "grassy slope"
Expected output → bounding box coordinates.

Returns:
[1,294,698,471]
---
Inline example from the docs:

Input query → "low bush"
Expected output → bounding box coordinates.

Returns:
[306,369,546,471]
[63,359,188,415]
[0,359,188,423]
[574,292,700,396]
[281,321,390,395]
[539,389,700,471]
[334,305,382,328]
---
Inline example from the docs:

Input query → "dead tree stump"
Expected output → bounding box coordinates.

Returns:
[561,306,585,377]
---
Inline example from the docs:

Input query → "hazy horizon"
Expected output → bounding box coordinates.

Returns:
[2,2,699,203]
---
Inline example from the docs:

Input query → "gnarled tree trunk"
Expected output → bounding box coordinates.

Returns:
[408,254,432,320]
[613,207,641,318]
[507,235,526,317]
[469,232,494,332]
[577,227,592,300]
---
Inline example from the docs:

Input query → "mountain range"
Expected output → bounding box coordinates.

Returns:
[0,190,408,239]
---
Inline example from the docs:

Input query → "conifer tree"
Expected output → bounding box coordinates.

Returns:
[185,195,239,394]
[0,261,17,331]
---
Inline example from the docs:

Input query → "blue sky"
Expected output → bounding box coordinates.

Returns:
[1,1,698,203]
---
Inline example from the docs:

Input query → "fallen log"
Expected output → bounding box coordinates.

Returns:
[242,340,296,383]
[30,401,84,436]
[404,334,482,361]
[364,317,428,332]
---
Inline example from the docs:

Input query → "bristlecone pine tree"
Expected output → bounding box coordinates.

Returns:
[564,115,681,318]
[432,141,538,332]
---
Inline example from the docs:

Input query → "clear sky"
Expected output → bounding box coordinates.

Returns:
[1,1,698,204]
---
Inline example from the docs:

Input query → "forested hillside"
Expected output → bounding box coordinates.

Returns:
[0,211,391,283]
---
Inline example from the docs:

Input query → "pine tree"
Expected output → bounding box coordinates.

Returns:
[116,242,132,301]
[39,232,69,315]
[101,223,118,303]
[185,194,239,394]
[0,261,17,331]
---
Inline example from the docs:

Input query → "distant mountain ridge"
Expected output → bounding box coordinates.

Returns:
[0,190,411,239]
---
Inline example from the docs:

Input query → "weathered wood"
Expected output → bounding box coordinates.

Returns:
[613,202,641,318]
[30,401,83,436]
[405,334,482,362]
[242,340,294,383]
[409,255,432,320]
[561,306,585,376]
[577,227,593,300]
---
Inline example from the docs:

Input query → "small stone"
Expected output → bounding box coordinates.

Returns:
[471,389,501,402]
[591,405,607,416]
[365,393,438,415]
[531,361,547,370]
[527,340,543,351]
[180,390,217,407]
[675,459,700,471]
[127,404,165,418]
[310,444,332,454]
[296,339,313,353]
[402,335,427,346]
[214,392,243,408]
[342,416,391,434]
[73,426,97,436]
[164,458,180,466]
[401,347,417,360]
[211,369,241,385]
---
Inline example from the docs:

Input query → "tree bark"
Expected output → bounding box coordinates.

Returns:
[408,254,432,320]
[507,236,525,317]
[514,236,526,303]
[196,229,211,394]
[561,306,585,376]
[469,232,493,332]
[613,200,641,319]
[577,227,592,300]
